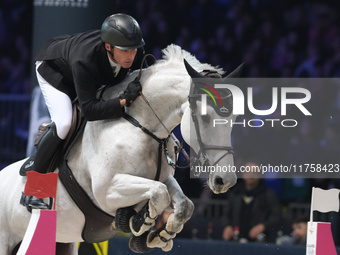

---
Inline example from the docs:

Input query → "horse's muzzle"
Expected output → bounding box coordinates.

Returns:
[209,174,237,194]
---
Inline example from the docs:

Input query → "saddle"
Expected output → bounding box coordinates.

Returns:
[21,102,117,243]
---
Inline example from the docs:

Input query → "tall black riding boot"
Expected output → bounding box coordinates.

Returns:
[20,122,63,210]
[21,122,63,174]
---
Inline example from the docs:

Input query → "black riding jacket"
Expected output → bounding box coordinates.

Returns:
[36,30,143,121]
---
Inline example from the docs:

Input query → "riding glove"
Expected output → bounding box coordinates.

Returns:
[120,78,142,107]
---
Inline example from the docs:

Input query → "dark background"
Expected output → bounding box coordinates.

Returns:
[2,0,340,209]
[1,0,340,247]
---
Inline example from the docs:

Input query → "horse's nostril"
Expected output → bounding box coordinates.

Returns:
[215,176,224,186]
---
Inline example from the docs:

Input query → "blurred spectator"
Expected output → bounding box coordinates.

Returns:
[117,0,340,210]
[0,0,32,94]
[116,0,340,82]
[290,214,309,245]
[286,118,319,165]
[2,0,340,221]
[275,214,309,246]
[279,178,311,206]
[312,118,340,190]
[222,162,282,243]
[318,119,340,165]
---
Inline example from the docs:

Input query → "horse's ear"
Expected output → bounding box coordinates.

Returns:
[224,62,244,78]
[184,59,204,78]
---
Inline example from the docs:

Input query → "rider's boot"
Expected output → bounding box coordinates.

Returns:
[20,122,63,210]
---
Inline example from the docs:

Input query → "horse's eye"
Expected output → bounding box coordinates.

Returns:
[201,114,211,123]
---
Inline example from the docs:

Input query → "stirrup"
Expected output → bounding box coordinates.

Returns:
[20,192,53,213]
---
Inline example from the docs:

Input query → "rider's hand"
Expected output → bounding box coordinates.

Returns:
[120,78,142,107]
[249,224,265,239]
[222,226,234,240]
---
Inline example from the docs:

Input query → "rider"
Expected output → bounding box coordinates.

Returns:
[20,13,145,209]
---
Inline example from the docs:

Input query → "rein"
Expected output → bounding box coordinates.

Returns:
[137,56,189,165]
[125,54,179,180]
[124,54,189,176]
[123,112,175,181]
[136,54,174,137]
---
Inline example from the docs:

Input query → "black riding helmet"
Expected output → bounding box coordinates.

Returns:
[101,13,145,50]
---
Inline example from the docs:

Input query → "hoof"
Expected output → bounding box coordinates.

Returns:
[115,207,136,233]
[129,232,154,253]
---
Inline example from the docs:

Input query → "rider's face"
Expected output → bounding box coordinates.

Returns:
[112,47,137,69]
[105,43,137,68]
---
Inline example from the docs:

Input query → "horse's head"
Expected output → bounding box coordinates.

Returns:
[102,44,241,194]
[181,60,243,194]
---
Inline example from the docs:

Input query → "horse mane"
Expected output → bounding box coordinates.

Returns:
[158,44,225,75]
[102,44,225,100]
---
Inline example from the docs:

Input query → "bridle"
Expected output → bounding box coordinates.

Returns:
[124,55,234,179]
[188,91,234,177]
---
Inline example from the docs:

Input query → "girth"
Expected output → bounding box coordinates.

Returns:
[59,159,117,243]
[57,106,118,243]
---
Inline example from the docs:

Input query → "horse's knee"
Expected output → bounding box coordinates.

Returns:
[165,197,194,235]
[128,183,170,237]
[150,182,170,212]
[176,198,194,222]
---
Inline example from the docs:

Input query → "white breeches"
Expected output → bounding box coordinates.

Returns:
[36,61,72,140]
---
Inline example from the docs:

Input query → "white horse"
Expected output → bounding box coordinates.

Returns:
[0,44,240,254]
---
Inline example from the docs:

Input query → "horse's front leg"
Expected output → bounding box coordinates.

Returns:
[109,173,171,235]
[146,175,195,251]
